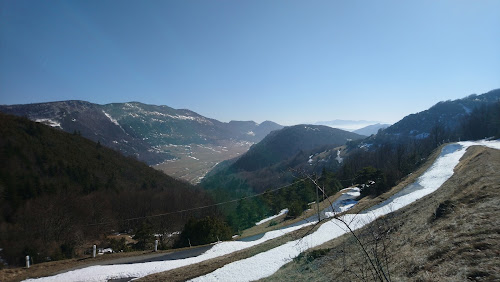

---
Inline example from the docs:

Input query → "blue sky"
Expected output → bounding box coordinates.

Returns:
[1,0,499,125]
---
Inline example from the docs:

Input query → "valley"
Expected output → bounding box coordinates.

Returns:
[2,3,498,281]
[153,140,253,183]
[1,89,499,282]
[11,140,500,281]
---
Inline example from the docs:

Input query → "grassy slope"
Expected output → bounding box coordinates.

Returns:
[137,145,449,281]
[5,144,494,281]
[261,146,500,281]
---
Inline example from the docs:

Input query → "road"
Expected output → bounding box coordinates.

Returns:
[52,244,214,280]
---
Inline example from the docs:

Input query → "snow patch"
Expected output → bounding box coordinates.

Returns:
[35,119,62,129]
[102,111,120,126]
[190,140,500,282]
[335,149,343,163]
[24,140,500,282]
[25,218,315,282]
[255,209,289,226]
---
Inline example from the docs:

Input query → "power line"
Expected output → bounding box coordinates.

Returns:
[85,178,307,227]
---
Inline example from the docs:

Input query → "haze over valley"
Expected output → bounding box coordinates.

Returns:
[1,1,499,281]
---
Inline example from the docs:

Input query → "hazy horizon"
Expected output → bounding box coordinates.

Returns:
[1,0,499,125]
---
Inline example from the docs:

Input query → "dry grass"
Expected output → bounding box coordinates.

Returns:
[141,145,453,281]
[262,146,500,281]
[5,144,484,282]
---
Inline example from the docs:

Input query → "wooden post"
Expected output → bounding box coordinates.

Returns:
[92,245,96,258]
[26,255,30,268]
[154,240,158,252]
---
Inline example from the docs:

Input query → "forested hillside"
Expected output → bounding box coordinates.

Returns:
[233,125,363,171]
[337,97,500,198]
[383,88,500,139]
[0,101,283,166]
[200,125,364,231]
[0,113,214,265]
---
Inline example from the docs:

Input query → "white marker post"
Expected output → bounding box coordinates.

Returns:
[26,255,30,268]
[92,245,96,258]
[154,240,158,252]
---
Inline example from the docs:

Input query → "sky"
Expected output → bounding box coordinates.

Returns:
[1,0,499,125]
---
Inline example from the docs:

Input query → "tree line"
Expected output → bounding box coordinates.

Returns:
[0,113,216,266]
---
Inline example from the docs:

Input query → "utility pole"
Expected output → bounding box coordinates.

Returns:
[316,182,320,222]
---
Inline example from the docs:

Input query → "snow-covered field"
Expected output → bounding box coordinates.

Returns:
[25,140,500,282]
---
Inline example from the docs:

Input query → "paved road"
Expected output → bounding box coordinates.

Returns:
[53,244,214,279]
[106,245,213,265]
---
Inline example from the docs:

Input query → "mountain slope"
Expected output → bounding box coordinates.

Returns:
[201,125,364,208]
[0,113,213,265]
[383,88,500,138]
[0,101,172,164]
[263,145,500,281]
[233,125,365,172]
[20,142,499,281]
[0,101,283,182]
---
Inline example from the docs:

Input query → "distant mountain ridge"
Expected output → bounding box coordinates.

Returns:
[383,89,500,138]
[0,101,283,166]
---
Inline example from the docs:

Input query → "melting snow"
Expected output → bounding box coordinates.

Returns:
[190,140,500,282]
[102,111,120,126]
[335,149,343,163]
[24,221,315,282]
[24,140,500,282]
[35,119,61,129]
[255,209,289,226]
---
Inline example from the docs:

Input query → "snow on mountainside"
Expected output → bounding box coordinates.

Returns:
[0,101,283,183]
[25,140,500,282]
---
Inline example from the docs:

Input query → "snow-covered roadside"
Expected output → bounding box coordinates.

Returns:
[255,209,289,226]
[24,140,500,282]
[24,219,315,282]
[189,140,500,281]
